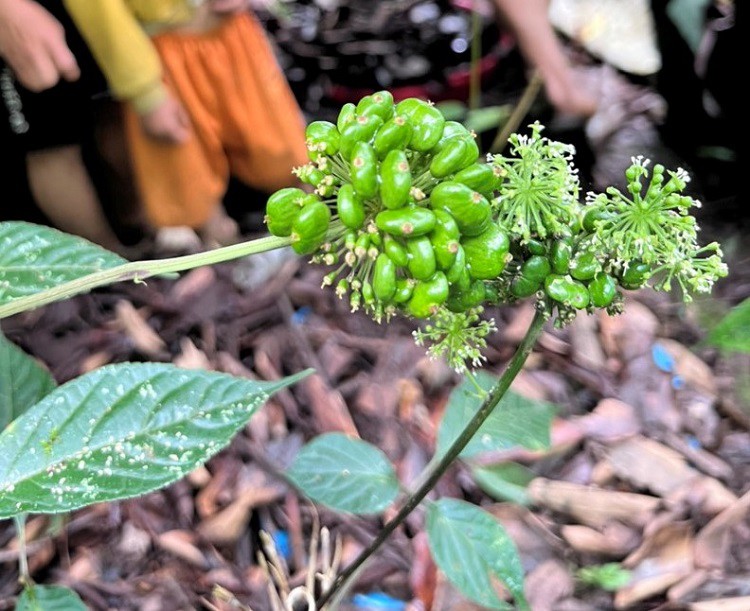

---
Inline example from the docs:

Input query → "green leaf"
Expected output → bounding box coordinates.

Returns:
[464,105,511,134]
[0,221,125,307]
[471,463,535,506]
[0,363,310,518]
[435,100,467,121]
[436,371,555,460]
[16,585,87,611]
[707,298,750,354]
[287,432,399,514]
[577,563,632,591]
[0,333,56,430]
[426,498,527,609]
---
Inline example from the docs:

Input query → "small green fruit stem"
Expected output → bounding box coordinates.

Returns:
[316,308,547,608]
[14,514,29,585]
[0,235,292,319]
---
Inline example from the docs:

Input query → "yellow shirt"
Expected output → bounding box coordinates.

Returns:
[63,0,203,113]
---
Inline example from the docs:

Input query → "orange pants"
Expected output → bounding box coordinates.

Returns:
[125,12,307,228]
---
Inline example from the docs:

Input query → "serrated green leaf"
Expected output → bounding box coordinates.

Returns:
[287,433,399,514]
[707,298,750,354]
[471,463,534,506]
[16,585,87,611]
[0,221,125,307]
[426,498,528,609]
[0,333,56,430]
[0,363,310,518]
[436,371,555,460]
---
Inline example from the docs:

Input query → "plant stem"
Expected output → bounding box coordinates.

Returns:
[0,235,292,319]
[316,308,547,607]
[465,369,488,398]
[469,0,482,111]
[490,70,543,153]
[14,514,29,586]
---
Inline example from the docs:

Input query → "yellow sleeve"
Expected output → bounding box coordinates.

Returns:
[63,0,167,114]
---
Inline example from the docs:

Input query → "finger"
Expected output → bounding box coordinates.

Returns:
[17,53,60,92]
[49,40,81,82]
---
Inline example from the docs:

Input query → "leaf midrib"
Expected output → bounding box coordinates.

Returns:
[2,373,267,488]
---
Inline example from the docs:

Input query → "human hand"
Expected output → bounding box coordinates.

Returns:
[139,95,191,144]
[0,0,80,91]
[210,0,248,15]
[543,69,598,119]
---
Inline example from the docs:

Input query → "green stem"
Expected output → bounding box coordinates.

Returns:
[465,369,488,397]
[490,70,543,153]
[469,0,482,111]
[316,308,547,608]
[0,234,292,319]
[14,514,29,586]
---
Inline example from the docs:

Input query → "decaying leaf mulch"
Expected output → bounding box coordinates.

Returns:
[1,238,749,611]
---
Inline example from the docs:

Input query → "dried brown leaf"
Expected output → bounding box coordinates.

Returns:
[112,300,167,358]
[303,374,359,436]
[616,522,694,609]
[173,337,212,370]
[198,487,282,546]
[116,522,151,563]
[688,596,750,611]
[409,531,437,610]
[606,437,737,514]
[598,301,658,361]
[694,489,750,570]
[527,478,660,528]
[575,398,641,442]
[79,350,113,373]
[169,266,217,304]
[570,313,607,371]
[489,504,565,566]
[561,523,640,557]
[195,458,240,518]
[186,466,212,488]
[318,340,356,382]
[66,549,99,582]
[658,339,718,397]
[502,302,537,344]
[662,431,733,480]
[155,530,208,569]
[525,559,574,611]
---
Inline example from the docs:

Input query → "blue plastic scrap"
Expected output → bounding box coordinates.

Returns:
[351,592,407,610]
[271,530,291,562]
[652,343,686,389]
[652,343,675,372]
[291,306,312,325]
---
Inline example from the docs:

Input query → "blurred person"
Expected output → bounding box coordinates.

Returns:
[494,0,598,118]
[0,0,126,251]
[64,0,308,246]
[0,0,79,91]
[650,0,739,219]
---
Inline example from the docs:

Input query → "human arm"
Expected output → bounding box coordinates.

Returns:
[62,0,166,114]
[493,0,597,117]
[0,0,80,91]
[210,0,249,14]
[63,0,189,142]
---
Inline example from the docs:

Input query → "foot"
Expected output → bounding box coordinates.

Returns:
[153,226,203,255]
[199,208,240,248]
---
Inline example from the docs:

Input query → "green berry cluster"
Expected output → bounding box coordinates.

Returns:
[266,91,506,325]
[264,92,726,370]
